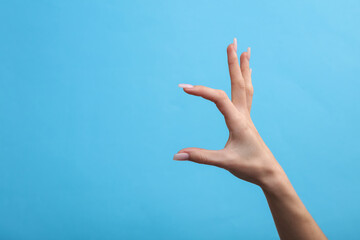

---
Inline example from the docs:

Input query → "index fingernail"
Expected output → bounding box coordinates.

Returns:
[178,84,194,89]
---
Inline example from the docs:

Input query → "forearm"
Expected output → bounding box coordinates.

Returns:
[260,163,327,240]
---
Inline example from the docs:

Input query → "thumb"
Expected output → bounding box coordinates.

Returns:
[173,147,226,168]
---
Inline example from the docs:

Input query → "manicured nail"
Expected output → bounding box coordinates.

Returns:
[233,38,237,52]
[173,153,190,160]
[247,47,251,60]
[178,84,194,89]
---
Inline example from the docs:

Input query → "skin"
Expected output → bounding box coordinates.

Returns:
[174,40,327,240]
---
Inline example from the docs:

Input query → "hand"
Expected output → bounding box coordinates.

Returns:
[174,39,327,240]
[174,39,283,188]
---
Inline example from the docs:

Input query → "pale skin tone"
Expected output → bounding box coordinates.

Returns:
[174,38,327,240]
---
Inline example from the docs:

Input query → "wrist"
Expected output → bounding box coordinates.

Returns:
[258,158,292,195]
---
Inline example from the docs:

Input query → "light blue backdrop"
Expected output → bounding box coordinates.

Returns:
[1,0,359,239]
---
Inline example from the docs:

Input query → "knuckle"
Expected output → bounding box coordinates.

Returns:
[217,90,227,99]
[215,90,228,105]
[196,85,205,91]
[232,80,246,89]
[239,83,246,89]
[196,152,208,164]
[247,85,254,96]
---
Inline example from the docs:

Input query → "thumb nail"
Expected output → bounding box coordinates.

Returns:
[173,153,190,160]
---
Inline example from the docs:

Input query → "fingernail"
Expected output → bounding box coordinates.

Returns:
[178,84,194,89]
[173,153,190,160]
[233,38,237,52]
[247,47,251,60]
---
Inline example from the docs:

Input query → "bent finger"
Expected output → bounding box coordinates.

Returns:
[179,84,239,125]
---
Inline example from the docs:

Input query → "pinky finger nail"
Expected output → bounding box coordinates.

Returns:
[173,153,190,160]
[178,84,194,89]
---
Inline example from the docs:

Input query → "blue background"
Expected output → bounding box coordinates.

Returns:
[1,0,359,239]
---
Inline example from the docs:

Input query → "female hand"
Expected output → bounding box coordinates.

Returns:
[174,39,327,240]
[174,39,283,188]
